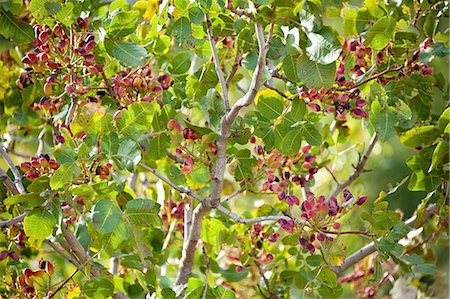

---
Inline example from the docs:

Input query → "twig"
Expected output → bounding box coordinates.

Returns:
[220,189,243,204]
[335,66,403,92]
[65,97,77,127]
[0,212,27,227]
[62,224,100,277]
[330,133,378,199]
[217,205,308,226]
[47,268,79,298]
[0,145,26,194]
[206,13,229,112]
[37,127,47,156]
[44,240,84,272]
[332,204,438,276]
[225,51,241,89]
[139,163,205,203]
[201,245,210,299]
[319,229,375,237]
[324,166,340,185]
[263,82,289,99]
[0,166,19,196]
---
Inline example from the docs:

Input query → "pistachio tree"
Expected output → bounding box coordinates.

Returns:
[0,0,448,298]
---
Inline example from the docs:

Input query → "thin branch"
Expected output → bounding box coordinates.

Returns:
[263,82,289,99]
[225,51,241,89]
[0,212,27,227]
[0,166,19,196]
[217,205,308,226]
[330,133,378,199]
[62,224,100,277]
[206,13,229,112]
[139,163,205,203]
[44,240,84,272]
[37,127,47,156]
[0,145,26,194]
[166,149,186,164]
[65,97,77,126]
[319,229,375,237]
[201,245,210,299]
[324,166,340,185]
[220,189,243,204]
[332,204,438,276]
[47,268,79,298]
[335,66,403,92]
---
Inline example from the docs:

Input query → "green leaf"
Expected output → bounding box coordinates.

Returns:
[92,200,122,233]
[301,123,322,146]
[107,10,140,38]
[116,102,156,138]
[305,26,341,65]
[297,55,336,89]
[219,264,249,282]
[55,2,81,26]
[172,17,191,41]
[438,107,450,132]
[365,16,397,50]
[147,134,170,160]
[256,90,284,119]
[212,286,237,299]
[0,11,34,43]
[125,198,162,226]
[430,141,449,172]
[4,193,46,208]
[188,7,204,24]
[81,277,114,298]
[414,263,437,275]
[283,55,300,82]
[27,176,50,193]
[105,39,147,67]
[306,255,322,267]
[24,209,56,248]
[202,218,226,246]
[370,100,397,142]
[281,129,302,155]
[400,126,440,148]
[170,52,192,75]
[50,162,80,190]
[233,149,257,181]
[30,0,56,18]
[408,170,441,191]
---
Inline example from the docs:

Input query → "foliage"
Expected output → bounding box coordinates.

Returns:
[0,0,448,298]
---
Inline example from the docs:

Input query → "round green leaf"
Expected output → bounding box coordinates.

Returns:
[256,91,284,120]
[92,200,122,233]
[24,209,56,248]
[81,277,114,298]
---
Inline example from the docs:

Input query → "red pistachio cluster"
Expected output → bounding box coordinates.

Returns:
[255,143,319,206]
[162,199,185,232]
[13,259,54,297]
[20,154,60,181]
[301,37,435,121]
[166,119,217,175]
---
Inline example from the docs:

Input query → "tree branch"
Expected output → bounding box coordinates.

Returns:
[139,163,205,203]
[332,204,438,276]
[0,166,19,196]
[0,145,26,194]
[62,224,100,277]
[174,204,209,294]
[206,13,229,112]
[209,22,273,208]
[174,22,274,296]
[220,189,243,204]
[0,212,27,227]
[330,133,378,199]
